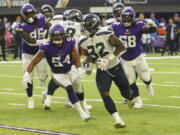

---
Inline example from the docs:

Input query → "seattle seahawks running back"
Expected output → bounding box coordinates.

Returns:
[80,13,134,128]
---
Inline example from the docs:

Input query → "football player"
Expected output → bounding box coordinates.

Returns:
[106,3,125,25]
[16,3,51,108]
[52,9,92,110]
[80,14,134,128]
[23,24,91,121]
[41,4,54,39]
[112,7,156,109]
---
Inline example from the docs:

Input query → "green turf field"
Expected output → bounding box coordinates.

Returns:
[0,54,180,135]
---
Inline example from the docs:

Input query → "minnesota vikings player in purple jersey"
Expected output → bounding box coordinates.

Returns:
[112,7,157,109]
[23,24,91,121]
[16,3,51,109]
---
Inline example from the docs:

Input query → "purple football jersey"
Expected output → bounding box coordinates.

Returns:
[39,38,75,74]
[112,21,145,60]
[17,13,45,55]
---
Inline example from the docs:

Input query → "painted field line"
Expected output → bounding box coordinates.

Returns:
[0,124,76,135]
[149,63,180,65]
[164,82,177,84]
[1,91,180,109]
[8,103,25,106]
[1,88,15,91]
[169,96,180,99]
[145,56,180,59]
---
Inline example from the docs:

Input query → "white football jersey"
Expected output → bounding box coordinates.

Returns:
[53,20,82,43]
[80,27,120,69]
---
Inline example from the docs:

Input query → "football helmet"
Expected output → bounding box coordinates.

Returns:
[63,10,70,21]
[113,3,125,22]
[49,24,65,46]
[121,7,136,27]
[21,3,37,24]
[82,14,100,35]
[41,4,54,21]
[66,9,82,22]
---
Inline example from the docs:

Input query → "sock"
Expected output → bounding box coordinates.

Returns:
[26,82,33,97]
[45,95,52,106]
[143,78,152,85]
[112,112,124,123]
[76,92,84,101]
[130,83,139,97]
[102,96,117,115]
[47,78,59,95]
[66,85,79,104]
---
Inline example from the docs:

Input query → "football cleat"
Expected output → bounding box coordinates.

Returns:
[28,97,34,109]
[122,97,128,104]
[44,96,52,110]
[114,122,126,129]
[146,84,154,96]
[128,98,136,108]
[133,96,143,109]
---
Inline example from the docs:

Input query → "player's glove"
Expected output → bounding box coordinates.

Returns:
[146,19,157,28]
[36,39,46,45]
[96,58,109,71]
[23,72,32,89]
[96,54,116,71]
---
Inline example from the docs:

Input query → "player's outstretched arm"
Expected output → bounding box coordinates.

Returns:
[141,19,157,34]
[27,50,45,73]
[108,34,127,58]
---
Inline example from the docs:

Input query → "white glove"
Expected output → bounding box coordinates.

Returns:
[36,39,46,45]
[96,58,109,71]
[77,67,84,79]
[23,72,32,89]
[146,19,157,27]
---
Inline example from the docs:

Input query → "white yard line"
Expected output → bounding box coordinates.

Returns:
[0,91,180,109]
[1,88,15,91]
[169,96,180,99]
[164,82,177,84]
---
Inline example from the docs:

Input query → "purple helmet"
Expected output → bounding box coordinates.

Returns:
[49,24,65,45]
[21,3,36,24]
[121,7,136,27]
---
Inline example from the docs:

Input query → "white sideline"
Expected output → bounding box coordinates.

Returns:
[0,91,180,109]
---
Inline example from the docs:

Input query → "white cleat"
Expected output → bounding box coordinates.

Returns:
[146,84,154,97]
[44,95,52,110]
[133,96,143,109]
[28,98,34,109]
[114,121,126,129]
[79,111,91,122]
[122,97,128,104]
